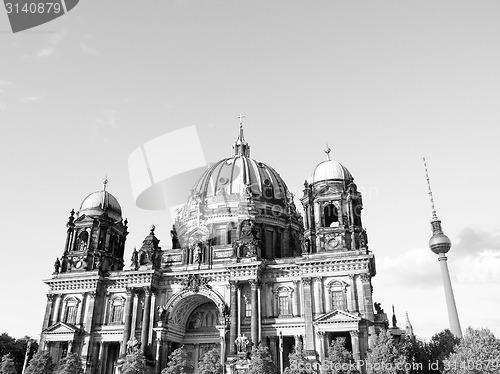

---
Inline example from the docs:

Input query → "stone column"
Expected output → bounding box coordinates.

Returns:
[81,292,97,363]
[292,280,300,317]
[258,284,262,342]
[269,336,278,371]
[141,287,152,353]
[229,281,238,355]
[51,294,62,325]
[349,274,358,312]
[97,342,105,374]
[266,282,274,317]
[155,334,162,374]
[120,288,134,356]
[68,340,73,354]
[79,292,88,327]
[131,292,139,337]
[193,343,200,373]
[219,335,226,369]
[316,331,326,363]
[349,330,361,362]
[249,280,259,346]
[313,277,324,315]
[236,285,242,335]
[149,290,156,345]
[360,274,375,349]
[302,278,315,352]
[279,332,284,374]
[42,294,54,330]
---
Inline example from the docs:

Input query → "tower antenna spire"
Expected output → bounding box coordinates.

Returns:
[423,157,438,220]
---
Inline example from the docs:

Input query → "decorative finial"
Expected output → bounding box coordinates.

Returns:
[233,114,250,156]
[103,174,108,191]
[237,114,245,126]
[325,143,331,161]
[150,224,155,234]
[423,157,438,220]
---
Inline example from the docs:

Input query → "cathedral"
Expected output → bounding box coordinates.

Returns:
[39,125,388,374]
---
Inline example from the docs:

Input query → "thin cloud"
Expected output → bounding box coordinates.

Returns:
[37,30,67,59]
[453,227,500,256]
[0,101,7,111]
[80,41,100,56]
[20,95,42,102]
[96,109,117,129]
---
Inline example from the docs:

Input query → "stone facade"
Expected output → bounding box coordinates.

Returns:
[40,127,386,374]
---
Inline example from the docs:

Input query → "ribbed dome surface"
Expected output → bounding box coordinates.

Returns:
[191,155,289,205]
[79,190,122,221]
[309,159,353,184]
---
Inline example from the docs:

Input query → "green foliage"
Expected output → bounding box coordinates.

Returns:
[0,334,38,374]
[25,351,54,374]
[401,334,433,374]
[428,329,460,373]
[122,351,147,374]
[161,347,193,374]
[323,337,359,374]
[54,353,83,374]
[0,354,17,374]
[247,345,275,374]
[365,330,408,374]
[197,348,222,374]
[283,341,317,374]
[443,327,500,374]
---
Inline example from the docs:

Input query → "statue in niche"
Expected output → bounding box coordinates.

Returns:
[235,334,249,353]
[170,225,180,249]
[53,258,61,274]
[374,302,384,314]
[126,336,140,355]
[157,305,167,321]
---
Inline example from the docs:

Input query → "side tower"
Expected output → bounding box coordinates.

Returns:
[298,147,379,365]
[39,181,131,371]
[424,158,462,338]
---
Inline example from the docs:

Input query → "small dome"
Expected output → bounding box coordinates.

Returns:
[79,190,122,221]
[309,159,353,184]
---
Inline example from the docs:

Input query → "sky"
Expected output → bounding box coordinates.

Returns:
[0,0,499,342]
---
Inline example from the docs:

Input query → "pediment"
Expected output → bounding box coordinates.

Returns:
[316,185,339,196]
[74,215,94,224]
[43,321,82,334]
[314,309,361,325]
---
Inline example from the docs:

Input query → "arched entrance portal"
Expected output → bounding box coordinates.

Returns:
[164,290,226,374]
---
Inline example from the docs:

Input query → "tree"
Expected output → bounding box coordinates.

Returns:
[284,340,317,374]
[0,354,17,374]
[247,345,275,374]
[122,351,147,374]
[365,330,408,374]
[428,329,460,373]
[323,337,359,374]
[197,348,222,374]
[24,351,54,374]
[54,353,84,374]
[0,334,38,374]
[443,327,500,374]
[401,334,432,374]
[161,347,193,374]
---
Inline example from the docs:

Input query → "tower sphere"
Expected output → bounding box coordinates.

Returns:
[429,231,452,254]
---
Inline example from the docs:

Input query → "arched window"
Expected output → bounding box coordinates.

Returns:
[63,297,79,324]
[109,297,125,324]
[274,286,293,317]
[324,203,339,227]
[328,280,347,311]
[77,230,89,251]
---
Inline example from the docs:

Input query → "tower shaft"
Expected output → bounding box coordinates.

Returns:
[438,253,462,338]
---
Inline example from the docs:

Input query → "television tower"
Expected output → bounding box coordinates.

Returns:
[423,158,462,338]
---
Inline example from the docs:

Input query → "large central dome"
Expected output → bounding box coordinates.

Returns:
[191,155,290,207]
[174,124,303,259]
